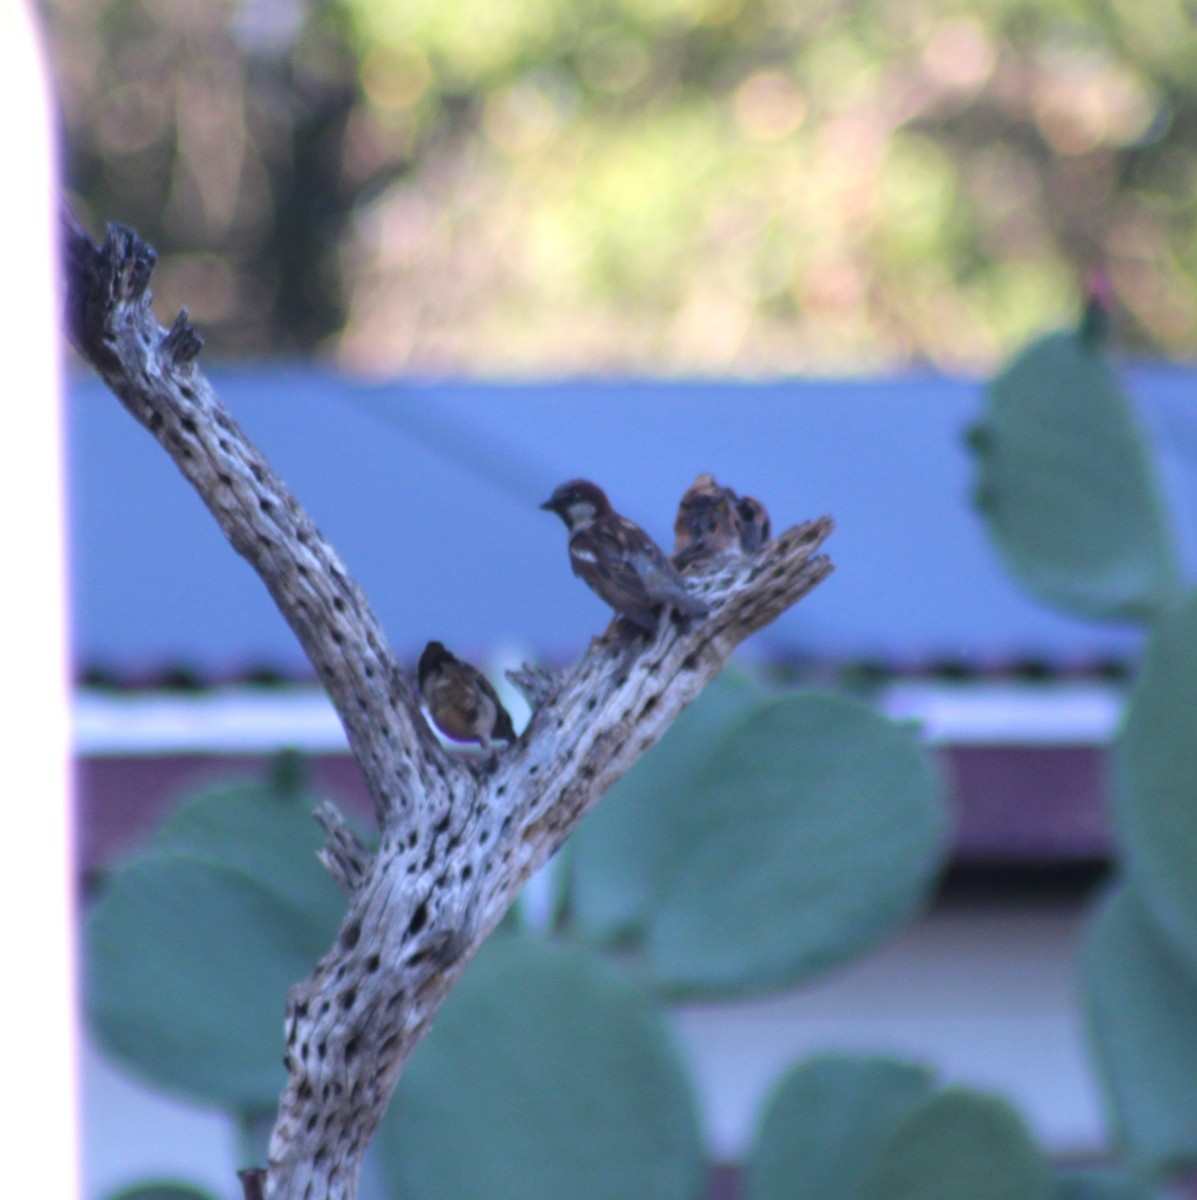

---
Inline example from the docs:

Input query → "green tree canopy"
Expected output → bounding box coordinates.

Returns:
[47,0,1197,370]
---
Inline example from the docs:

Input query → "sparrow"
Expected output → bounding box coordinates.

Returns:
[417,641,516,753]
[540,479,709,634]
[672,473,743,568]
[671,474,774,565]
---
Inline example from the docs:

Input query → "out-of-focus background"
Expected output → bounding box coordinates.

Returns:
[46,1,1197,1199]
[49,0,1197,374]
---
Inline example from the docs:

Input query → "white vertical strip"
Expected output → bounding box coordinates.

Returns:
[0,4,78,1196]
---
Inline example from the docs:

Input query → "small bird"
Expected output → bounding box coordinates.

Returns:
[417,641,516,754]
[672,473,773,564]
[672,473,742,568]
[540,479,709,634]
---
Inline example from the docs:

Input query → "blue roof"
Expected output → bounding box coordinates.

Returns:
[66,368,1197,675]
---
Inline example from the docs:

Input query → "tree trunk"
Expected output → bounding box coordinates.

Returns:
[63,215,834,1200]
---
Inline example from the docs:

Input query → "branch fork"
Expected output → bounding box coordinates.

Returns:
[64,216,834,1200]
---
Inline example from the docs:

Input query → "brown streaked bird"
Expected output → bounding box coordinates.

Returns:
[417,641,516,753]
[672,473,742,568]
[540,479,709,634]
[736,494,772,552]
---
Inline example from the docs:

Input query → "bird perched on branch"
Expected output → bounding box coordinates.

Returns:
[672,473,742,568]
[541,478,709,634]
[417,641,516,754]
[672,473,773,565]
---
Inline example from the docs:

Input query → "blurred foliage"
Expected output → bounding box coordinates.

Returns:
[569,677,949,997]
[1054,1169,1161,1200]
[103,1186,219,1200]
[1082,883,1197,1174]
[970,316,1197,1185]
[43,0,1197,371]
[1111,588,1197,965]
[86,759,344,1108]
[746,1054,937,1200]
[638,692,948,995]
[84,685,949,1198]
[749,1057,1162,1200]
[570,667,767,939]
[376,934,705,1200]
[967,318,1180,622]
[861,1086,1054,1200]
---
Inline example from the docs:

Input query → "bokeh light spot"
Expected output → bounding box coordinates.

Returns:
[734,71,806,141]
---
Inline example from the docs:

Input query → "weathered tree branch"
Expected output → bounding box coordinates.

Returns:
[64,217,834,1200]
[63,213,451,828]
[505,662,562,709]
[314,801,371,894]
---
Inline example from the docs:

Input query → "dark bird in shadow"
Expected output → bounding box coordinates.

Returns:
[541,479,709,634]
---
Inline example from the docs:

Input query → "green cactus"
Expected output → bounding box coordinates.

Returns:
[85,760,343,1110]
[640,692,948,996]
[569,669,767,942]
[375,934,705,1200]
[747,1055,935,1200]
[971,307,1197,1190]
[102,1186,219,1200]
[966,325,1180,622]
[1110,589,1197,968]
[1082,884,1197,1174]
[861,1087,1054,1200]
[86,688,950,1198]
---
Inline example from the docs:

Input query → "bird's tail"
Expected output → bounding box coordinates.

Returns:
[675,587,709,618]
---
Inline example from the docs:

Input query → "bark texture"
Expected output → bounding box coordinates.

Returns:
[64,216,834,1200]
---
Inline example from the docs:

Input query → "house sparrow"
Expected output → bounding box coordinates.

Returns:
[736,494,772,551]
[672,474,773,564]
[541,479,709,633]
[672,473,742,568]
[417,641,516,753]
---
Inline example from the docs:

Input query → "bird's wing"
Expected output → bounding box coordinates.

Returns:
[570,522,657,609]
[474,672,515,740]
[615,517,696,597]
[619,518,709,616]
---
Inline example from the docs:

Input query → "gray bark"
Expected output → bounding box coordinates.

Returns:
[64,215,834,1200]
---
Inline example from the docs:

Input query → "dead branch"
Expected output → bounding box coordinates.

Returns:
[63,216,834,1200]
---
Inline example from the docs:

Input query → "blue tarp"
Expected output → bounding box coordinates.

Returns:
[66,369,1197,674]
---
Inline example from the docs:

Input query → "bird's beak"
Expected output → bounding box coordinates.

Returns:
[539,498,555,512]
